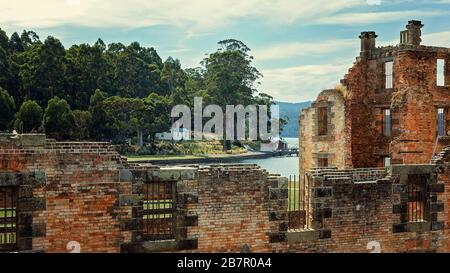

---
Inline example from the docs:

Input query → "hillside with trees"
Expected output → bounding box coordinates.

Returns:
[0,28,281,153]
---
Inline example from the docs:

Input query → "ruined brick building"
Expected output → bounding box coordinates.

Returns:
[300,20,450,177]
[0,20,450,253]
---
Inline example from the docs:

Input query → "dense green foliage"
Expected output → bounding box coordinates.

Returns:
[14,100,43,133]
[0,87,15,130]
[0,28,282,150]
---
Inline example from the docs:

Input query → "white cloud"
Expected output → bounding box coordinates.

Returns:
[259,61,351,102]
[0,0,362,32]
[313,10,448,25]
[422,31,450,47]
[253,39,358,61]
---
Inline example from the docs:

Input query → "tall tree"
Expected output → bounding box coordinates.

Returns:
[43,97,75,140]
[18,36,66,106]
[0,88,16,131]
[161,57,186,96]
[202,39,263,150]
[88,89,110,141]
[72,110,92,140]
[65,42,109,109]
[14,100,43,133]
[9,32,24,53]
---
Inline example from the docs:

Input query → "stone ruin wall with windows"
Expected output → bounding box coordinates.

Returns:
[0,134,449,253]
[300,20,450,177]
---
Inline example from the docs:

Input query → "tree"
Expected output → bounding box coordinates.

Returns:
[9,32,24,52]
[105,42,163,98]
[144,93,171,144]
[65,43,109,109]
[0,28,9,51]
[20,30,41,49]
[72,110,92,140]
[202,39,263,150]
[88,89,110,140]
[161,57,186,96]
[18,36,66,106]
[14,100,43,133]
[0,88,16,131]
[43,97,75,140]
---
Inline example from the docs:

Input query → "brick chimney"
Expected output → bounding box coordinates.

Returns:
[359,31,377,58]
[400,20,424,46]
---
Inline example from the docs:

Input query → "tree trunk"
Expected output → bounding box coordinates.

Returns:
[137,128,144,148]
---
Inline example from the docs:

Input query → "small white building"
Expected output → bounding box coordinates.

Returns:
[155,128,190,141]
[260,137,288,152]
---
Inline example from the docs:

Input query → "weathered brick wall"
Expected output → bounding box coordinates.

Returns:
[391,49,450,165]
[270,165,448,253]
[343,55,392,168]
[301,22,450,171]
[185,165,276,253]
[0,134,133,253]
[299,89,351,181]
[1,134,449,253]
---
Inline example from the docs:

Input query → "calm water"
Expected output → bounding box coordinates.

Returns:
[240,138,299,177]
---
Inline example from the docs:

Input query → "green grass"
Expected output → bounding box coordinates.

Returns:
[143,200,173,219]
[0,233,16,244]
[128,154,204,162]
[288,182,301,212]
[0,209,16,218]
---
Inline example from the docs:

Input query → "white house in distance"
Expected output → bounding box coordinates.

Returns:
[155,128,190,141]
[260,137,288,152]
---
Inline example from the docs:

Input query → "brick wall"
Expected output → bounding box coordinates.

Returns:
[270,164,449,253]
[1,133,450,253]
[300,21,450,172]
[0,134,132,253]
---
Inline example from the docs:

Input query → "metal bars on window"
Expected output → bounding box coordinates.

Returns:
[407,174,427,223]
[0,187,17,252]
[288,175,307,230]
[143,182,176,241]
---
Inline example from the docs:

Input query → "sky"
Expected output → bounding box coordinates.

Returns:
[1,0,450,102]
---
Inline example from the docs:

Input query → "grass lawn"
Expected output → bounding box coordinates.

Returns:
[127,154,205,162]
[288,182,301,211]
[0,209,15,218]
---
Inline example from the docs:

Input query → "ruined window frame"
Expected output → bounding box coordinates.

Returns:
[438,108,445,136]
[317,106,328,136]
[437,59,445,87]
[383,157,391,167]
[142,181,177,242]
[385,61,394,89]
[407,174,428,223]
[382,109,391,137]
[317,157,329,168]
[0,187,18,253]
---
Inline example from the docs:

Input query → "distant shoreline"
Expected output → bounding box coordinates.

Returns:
[127,151,295,165]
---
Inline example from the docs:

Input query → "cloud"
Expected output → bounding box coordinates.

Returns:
[313,10,448,25]
[253,39,358,61]
[422,31,450,47]
[0,0,362,32]
[259,61,351,102]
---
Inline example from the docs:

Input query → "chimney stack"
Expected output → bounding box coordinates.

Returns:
[400,20,424,46]
[359,31,377,58]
